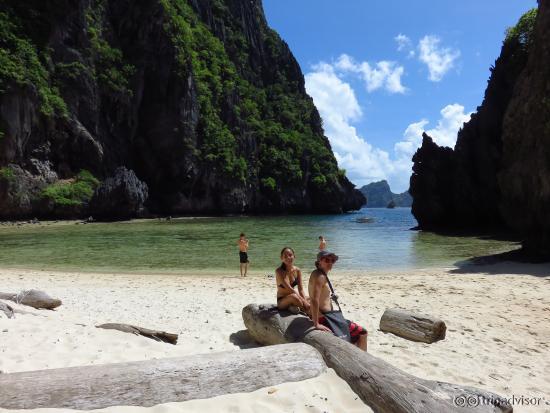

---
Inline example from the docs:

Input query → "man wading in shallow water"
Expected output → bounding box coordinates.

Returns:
[308,250,368,351]
[237,233,249,277]
[318,235,327,251]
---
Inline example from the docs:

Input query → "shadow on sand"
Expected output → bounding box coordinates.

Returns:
[451,248,550,277]
[229,330,260,349]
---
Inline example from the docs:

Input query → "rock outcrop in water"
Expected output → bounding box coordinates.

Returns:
[359,180,411,208]
[0,0,364,219]
[410,134,455,229]
[410,5,550,257]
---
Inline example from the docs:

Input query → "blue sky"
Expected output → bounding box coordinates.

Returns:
[263,0,537,192]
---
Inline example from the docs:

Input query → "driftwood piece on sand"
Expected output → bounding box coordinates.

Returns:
[0,343,325,410]
[96,323,179,344]
[0,301,47,318]
[0,290,62,310]
[243,303,512,413]
[379,308,446,343]
[0,301,14,318]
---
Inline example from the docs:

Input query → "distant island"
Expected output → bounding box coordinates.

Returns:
[359,180,412,208]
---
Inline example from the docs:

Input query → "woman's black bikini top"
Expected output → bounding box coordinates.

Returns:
[278,270,299,289]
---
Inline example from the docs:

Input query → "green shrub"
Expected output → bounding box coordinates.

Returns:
[312,175,327,188]
[55,61,88,80]
[41,170,100,207]
[75,169,100,187]
[505,8,537,49]
[261,177,276,191]
[0,166,15,181]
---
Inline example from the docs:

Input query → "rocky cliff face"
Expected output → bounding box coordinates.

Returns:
[359,180,411,208]
[499,0,550,257]
[410,134,456,228]
[411,4,550,256]
[0,0,364,219]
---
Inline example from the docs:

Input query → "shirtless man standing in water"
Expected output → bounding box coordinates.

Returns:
[318,235,327,251]
[237,233,249,277]
[308,250,368,350]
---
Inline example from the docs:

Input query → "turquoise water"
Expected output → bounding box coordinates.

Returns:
[0,208,518,273]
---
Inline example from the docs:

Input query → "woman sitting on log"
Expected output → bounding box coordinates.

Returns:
[276,247,310,313]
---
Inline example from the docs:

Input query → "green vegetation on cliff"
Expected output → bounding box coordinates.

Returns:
[505,8,537,50]
[160,0,249,182]
[0,12,67,117]
[41,170,100,207]
[85,2,135,97]
[160,0,340,190]
[0,166,15,181]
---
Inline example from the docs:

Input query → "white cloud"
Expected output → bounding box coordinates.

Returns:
[395,34,416,58]
[334,54,407,94]
[395,34,411,51]
[418,35,460,82]
[305,64,393,186]
[305,62,472,192]
[428,104,472,147]
[394,119,429,160]
[393,104,473,189]
[306,63,362,122]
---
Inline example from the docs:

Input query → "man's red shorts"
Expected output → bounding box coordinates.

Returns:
[318,315,367,343]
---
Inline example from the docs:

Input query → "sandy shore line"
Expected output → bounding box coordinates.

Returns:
[1,263,549,412]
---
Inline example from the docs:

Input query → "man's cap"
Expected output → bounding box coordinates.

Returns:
[317,250,339,262]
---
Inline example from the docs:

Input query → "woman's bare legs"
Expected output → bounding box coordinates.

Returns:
[277,293,308,311]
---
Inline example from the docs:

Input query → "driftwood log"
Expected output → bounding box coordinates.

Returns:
[0,301,14,318]
[379,308,446,343]
[96,323,178,344]
[0,290,62,310]
[0,301,46,318]
[243,304,512,413]
[0,343,325,409]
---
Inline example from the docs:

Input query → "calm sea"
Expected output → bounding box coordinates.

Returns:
[0,208,518,274]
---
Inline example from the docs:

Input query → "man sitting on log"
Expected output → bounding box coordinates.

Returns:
[308,251,368,351]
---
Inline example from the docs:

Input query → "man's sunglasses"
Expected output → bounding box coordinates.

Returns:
[322,258,337,264]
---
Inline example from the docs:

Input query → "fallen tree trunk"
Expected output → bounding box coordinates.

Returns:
[243,304,512,413]
[0,343,325,409]
[96,323,178,344]
[379,308,446,343]
[0,290,62,310]
[0,301,14,318]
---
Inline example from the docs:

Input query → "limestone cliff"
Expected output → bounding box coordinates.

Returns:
[499,0,550,256]
[0,0,364,219]
[410,4,550,257]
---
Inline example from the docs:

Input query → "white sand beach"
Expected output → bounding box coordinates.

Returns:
[0,263,549,413]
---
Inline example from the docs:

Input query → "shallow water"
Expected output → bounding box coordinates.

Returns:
[0,208,518,273]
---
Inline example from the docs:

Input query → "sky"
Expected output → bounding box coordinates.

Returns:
[262,0,537,192]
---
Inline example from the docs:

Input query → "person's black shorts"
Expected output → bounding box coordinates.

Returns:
[239,251,249,263]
